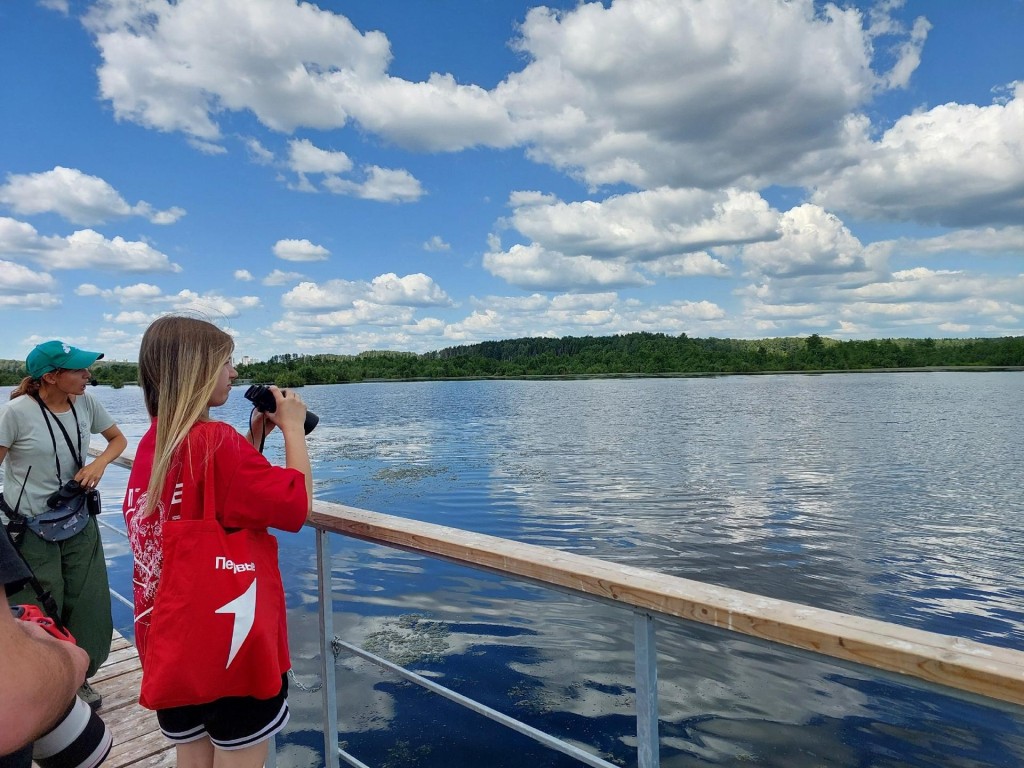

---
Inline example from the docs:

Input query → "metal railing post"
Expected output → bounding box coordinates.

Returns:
[634,611,659,768]
[317,529,340,768]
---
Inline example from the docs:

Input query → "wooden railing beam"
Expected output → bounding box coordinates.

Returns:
[92,448,1024,709]
[310,500,1024,708]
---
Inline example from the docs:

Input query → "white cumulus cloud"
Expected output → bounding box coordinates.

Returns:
[483,242,652,291]
[811,82,1024,227]
[368,273,451,307]
[0,259,58,293]
[0,217,182,273]
[0,167,185,225]
[508,187,779,261]
[282,272,450,311]
[423,235,451,252]
[80,0,925,191]
[287,139,352,175]
[273,238,330,261]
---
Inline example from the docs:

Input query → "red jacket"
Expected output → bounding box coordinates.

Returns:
[123,420,307,674]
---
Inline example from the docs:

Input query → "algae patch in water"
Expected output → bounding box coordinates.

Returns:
[363,613,451,666]
[373,465,448,483]
[508,680,583,716]
[381,740,432,768]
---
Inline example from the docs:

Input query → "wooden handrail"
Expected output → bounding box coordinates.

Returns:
[311,500,1024,707]
[103,452,135,470]
[96,447,1024,708]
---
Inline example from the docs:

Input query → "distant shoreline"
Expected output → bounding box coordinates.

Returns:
[71,364,1024,388]
[350,365,1024,384]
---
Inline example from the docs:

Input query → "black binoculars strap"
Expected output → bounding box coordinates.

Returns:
[33,396,84,486]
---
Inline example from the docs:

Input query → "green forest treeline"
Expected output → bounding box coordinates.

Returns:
[1,332,1022,388]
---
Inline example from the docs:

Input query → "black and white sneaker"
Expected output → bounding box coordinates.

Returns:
[78,681,102,710]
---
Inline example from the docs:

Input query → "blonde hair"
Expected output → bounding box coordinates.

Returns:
[138,315,234,516]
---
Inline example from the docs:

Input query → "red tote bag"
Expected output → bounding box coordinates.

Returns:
[139,461,287,710]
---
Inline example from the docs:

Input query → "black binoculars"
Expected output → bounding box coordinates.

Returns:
[46,480,85,509]
[243,384,319,435]
[46,480,101,516]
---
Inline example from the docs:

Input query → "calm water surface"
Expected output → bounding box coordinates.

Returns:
[10,372,1022,767]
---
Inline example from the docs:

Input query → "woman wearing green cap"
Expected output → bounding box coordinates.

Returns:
[0,340,127,711]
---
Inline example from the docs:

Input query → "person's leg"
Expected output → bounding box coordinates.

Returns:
[159,704,214,767]
[176,737,216,768]
[213,740,269,768]
[207,677,289,767]
[58,518,113,676]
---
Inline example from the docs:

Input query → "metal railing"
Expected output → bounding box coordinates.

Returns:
[95,449,1024,768]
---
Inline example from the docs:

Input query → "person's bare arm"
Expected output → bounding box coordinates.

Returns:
[267,388,313,518]
[75,424,128,488]
[0,607,89,753]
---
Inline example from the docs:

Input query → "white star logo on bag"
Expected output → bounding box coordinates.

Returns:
[215,578,257,667]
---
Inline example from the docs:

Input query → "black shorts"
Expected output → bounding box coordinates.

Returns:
[157,676,289,750]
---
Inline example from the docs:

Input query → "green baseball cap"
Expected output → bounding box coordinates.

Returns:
[27,340,104,378]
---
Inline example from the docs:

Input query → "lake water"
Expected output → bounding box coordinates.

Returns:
[6,372,1024,767]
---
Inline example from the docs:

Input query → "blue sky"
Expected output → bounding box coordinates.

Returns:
[0,0,1021,363]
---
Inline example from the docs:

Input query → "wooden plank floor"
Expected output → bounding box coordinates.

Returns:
[91,631,175,767]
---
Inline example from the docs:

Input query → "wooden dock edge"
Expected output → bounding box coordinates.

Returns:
[93,632,175,767]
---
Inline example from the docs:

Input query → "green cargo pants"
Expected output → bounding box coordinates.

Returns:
[6,516,113,677]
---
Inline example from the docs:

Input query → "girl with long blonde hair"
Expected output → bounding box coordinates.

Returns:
[123,316,312,768]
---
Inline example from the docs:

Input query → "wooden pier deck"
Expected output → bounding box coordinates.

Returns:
[92,631,174,767]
